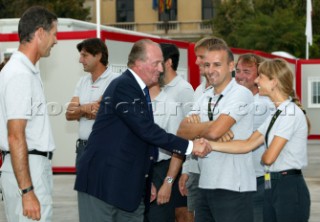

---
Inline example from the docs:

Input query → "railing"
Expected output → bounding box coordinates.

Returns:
[106,20,212,38]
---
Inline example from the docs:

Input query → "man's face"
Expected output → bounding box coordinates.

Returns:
[203,49,234,90]
[195,47,207,75]
[235,59,258,93]
[139,44,164,86]
[40,21,58,57]
[79,49,101,73]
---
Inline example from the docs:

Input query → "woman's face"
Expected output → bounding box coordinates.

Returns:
[255,73,275,97]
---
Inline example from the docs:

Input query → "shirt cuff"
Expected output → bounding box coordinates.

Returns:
[185,140,193,155]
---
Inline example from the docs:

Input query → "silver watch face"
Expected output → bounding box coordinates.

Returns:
[166,176,174,184]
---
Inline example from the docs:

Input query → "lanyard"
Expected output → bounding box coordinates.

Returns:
[265,109,282,148]
[208,94,223,121]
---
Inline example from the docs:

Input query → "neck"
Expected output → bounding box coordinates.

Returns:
[91,65,107,82]
[269,91,288,107]
[251,86,259,95]
[214,76,232,95]
[149,84,161,100]
[18,43,40,65]
[164,69,177,85]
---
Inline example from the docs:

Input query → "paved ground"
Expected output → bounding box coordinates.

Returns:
[0,142,319,222]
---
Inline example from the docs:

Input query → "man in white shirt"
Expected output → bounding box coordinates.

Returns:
[177,39,255,222]
[0,6,57,222]
[66,38,119,170]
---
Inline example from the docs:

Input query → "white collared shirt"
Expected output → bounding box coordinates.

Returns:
[74,66,119,139]
[0,51,55,152]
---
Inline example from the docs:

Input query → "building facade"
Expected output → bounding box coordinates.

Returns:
[84,0,216,41]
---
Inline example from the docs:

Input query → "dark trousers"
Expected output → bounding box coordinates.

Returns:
[145,159,187,222]
[75,140,87,171]
[78,192,145,222]
[145,160,175,222]
[253,177,264,222]
[264,174,310,222]
[195,188,254,222]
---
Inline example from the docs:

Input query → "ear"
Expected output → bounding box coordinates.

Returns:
[271,78,278,89]
[165,58,172,68]
[228,60,235,73]
[34,27,45,41]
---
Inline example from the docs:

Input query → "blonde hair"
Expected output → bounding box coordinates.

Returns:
[258,59,311,134]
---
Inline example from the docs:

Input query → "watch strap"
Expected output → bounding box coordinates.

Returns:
[19,185,34,196]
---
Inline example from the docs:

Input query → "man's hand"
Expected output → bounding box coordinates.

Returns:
[178,173,189,196]
[192,139,211,157]
[150,183,157,203]
[187,114,201,124]
[157,183,172,205]
[217,130,234,142]
[22,191,41,221]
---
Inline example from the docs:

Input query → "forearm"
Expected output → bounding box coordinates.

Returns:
[66,103,96,120]
[177,119,211,139]
[208,140,252,154]
[8,127,32,189]
[166,154,184,180]
[208,132,264,154]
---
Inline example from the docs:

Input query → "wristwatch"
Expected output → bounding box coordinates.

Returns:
[164,176,174,184]
[19,185,34,196]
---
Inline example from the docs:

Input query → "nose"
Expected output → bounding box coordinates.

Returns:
[254,76,259,84]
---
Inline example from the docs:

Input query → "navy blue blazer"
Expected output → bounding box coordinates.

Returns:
[74,69,189,212]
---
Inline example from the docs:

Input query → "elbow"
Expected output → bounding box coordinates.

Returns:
[202,129,220,141]
[261,155,275,166]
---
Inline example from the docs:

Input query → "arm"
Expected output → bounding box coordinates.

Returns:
[261,136,287,165]
[178,113,236,141]
[200,114,236,140]
[8,119,41,220]
[157,153,184,205]
[177,116,211,139]
[207,130,264,154]
[65,96,100,121]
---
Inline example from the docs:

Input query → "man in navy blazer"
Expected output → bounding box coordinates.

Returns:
[74,39,210,222]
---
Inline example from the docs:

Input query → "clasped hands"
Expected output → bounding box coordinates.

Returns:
[192,138,211,157]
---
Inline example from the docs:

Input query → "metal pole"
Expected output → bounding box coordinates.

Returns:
[96,0,101,38]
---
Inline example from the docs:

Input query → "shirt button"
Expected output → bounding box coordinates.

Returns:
[150,156,154,160]
[145,174,149,178]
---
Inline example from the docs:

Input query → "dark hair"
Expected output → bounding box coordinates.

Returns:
[159,43,180,71]
[77,38,109,66]
[18,6,57,44]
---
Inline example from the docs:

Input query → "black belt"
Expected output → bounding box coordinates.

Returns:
[76,139,88,147]
[270,169,302,180]
[1,150,53,160]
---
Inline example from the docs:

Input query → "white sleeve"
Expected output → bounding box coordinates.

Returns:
[6,74,32,120]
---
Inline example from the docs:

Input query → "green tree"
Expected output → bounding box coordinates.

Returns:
[0,0,90,20]
[212,0,320,59]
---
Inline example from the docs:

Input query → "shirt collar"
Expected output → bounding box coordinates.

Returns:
[14,51,39,75]
[128,68,146,91]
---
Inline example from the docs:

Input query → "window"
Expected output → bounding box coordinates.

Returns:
[158,0,177,22]
[308,77,320,108]
[202,0,214,20]
[116,0,134,22]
